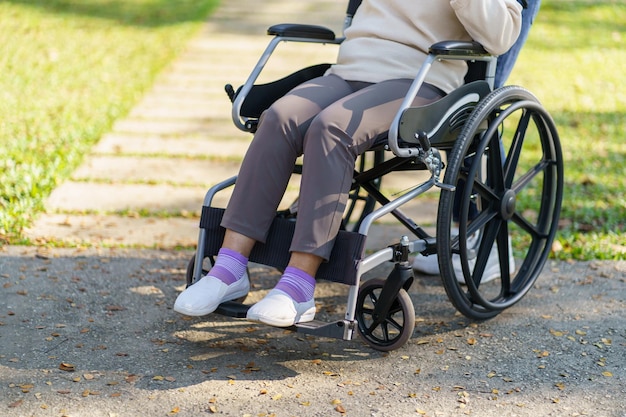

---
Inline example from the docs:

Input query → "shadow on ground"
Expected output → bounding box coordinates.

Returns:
[1,247,624,416]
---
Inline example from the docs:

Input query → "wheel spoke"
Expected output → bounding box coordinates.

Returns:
[366,321,379,335]
[504,108,532,187]
[467,175,500,207]
[387,301,403,315]
[386,315,403,332]
[360,307,375,316]
[496,223,512,294]
[450,209,497,254]
[368,292,379,305]
[511,159,553,195]
[380,322,391,342]
[511,210,548,239]
[469,220,500,288]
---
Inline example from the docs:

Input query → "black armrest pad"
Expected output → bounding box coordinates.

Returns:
[268,23,336,41]
[429,41,489,57]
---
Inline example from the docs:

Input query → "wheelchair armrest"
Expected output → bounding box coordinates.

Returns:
[267,23,336,41]
[399,80,492,149]
[429,41,490,57]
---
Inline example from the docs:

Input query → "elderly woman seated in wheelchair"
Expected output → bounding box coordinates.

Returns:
[174,0,563,352]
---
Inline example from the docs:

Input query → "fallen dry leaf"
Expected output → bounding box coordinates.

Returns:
[8,400,23,408]
[59,363,75,372]
[20,384,34,391]
[125,374,139,383]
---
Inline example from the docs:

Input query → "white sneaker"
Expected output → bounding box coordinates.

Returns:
[454,238,515,284]
[412,231,514,284]
[174,272,250,316]
[246,289,316,327]
[411,252,440,275]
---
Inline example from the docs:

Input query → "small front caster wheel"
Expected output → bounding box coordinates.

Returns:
[356,278,415,352]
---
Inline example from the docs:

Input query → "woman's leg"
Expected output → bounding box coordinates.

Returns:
[247,80,444,326]
[174,75,355,317]
[221,75,357,245]
[292,79,444,260]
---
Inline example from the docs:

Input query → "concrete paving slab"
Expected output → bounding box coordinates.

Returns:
[42,180,374,216]
[204,0,345,35]
[70,156,243,185]
[43,182,215,213]
[23,215,200,248]
[93,133,251,158]
[110,118,235,137]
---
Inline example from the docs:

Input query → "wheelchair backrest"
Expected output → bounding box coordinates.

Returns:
[346,0,362,17]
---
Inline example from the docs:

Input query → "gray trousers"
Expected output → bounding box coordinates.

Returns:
[222,74,444,260]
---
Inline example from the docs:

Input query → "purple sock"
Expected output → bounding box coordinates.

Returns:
[275,266,316,303]
[209,248,248,285]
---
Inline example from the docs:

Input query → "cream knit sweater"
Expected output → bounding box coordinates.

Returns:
[327,0,523,93]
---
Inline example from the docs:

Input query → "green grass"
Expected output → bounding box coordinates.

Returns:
[506,0,626,260]
[0,0,219,243]
[1,0,625,261]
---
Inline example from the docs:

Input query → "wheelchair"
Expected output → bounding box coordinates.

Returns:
[184,0,564,351]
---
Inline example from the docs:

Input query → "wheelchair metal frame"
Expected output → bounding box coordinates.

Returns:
[187,7,563,351]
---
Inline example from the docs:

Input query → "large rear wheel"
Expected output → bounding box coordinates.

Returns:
[437,86,563,320]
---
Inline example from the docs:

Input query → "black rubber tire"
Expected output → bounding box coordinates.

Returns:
[437,86,563,320]
[356,278,415,352]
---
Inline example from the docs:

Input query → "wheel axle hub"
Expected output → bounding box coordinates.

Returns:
[500,189,517,219]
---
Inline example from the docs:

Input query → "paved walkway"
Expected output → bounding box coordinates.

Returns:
[23,0,437,249]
